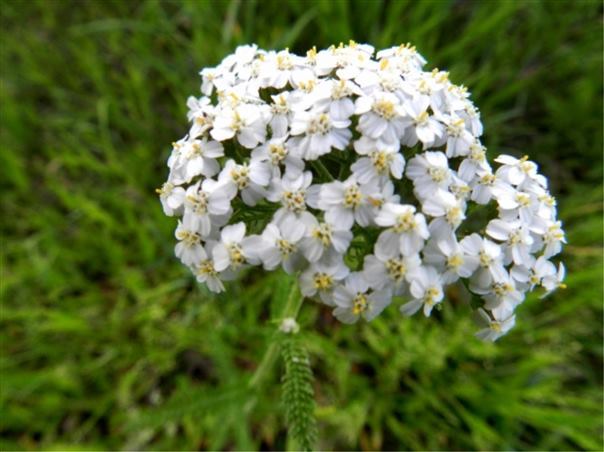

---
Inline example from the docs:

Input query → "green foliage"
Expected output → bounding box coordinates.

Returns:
[280,336,318,451]
[1,0,602,450]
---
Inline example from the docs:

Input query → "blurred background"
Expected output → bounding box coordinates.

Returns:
[1,0,602,450]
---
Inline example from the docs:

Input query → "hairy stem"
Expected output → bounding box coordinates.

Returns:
[246,277,304,406]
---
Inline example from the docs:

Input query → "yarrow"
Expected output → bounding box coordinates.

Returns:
[159,42,566,342]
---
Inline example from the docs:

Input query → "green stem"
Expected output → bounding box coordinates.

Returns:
[246,278,304,408]
[311,160,334,182]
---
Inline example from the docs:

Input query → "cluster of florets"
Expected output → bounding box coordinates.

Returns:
[158,42,566,341]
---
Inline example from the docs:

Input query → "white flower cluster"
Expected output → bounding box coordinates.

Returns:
[159,42,566,341]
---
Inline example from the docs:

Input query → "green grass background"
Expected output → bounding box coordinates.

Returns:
[1,0,602,450]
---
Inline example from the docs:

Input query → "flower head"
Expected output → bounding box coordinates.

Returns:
[160,43,566,341]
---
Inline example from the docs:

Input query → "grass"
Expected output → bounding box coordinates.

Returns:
[1,0,602,450]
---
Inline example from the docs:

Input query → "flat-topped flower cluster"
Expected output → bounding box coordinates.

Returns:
[158,42,566,341]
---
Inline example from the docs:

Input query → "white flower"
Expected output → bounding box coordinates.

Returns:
[474,308,515,342]
[174,220,204,266]
[460,233,507,287]
[510,256,556,291]
[495,154,546,187]
[267,171,318,223]
[403,96,444,147]
[470,170,508,205]
[422,190,466,239]
[157,182,185,216]
[212,222,260,271]
[375,203,429,255]
[473,271,524,320]
[299,215,353,263]
[363,249,421,295]
[444,115,474,157]
[351,137,405,183]
[376,43,427,71]
[179,138,224,181]
[257,49,305,89]
[354,61,405,93]
[458,142,490,182]
[406,151,451,199]
[299,257,350,305]
[193,242,232,293]
[423,235,479,284]
[182,180,233,237]
[541,262,566,297]
[186,96,214,138]
[218,159,271,206]
[268,92,295,137]
[289,109,352,160]
[251,136,304,177]
[332,273,392,323]
[313,79,364,120]
[355,92,408,145]
[491,183,540,224]
[161,43,566,338]
[401,266,444,317]
[249,217,306,274]
[211,104,268,149]
[318,176,380,229]
[486,219,534,265]
[539,220,566,258]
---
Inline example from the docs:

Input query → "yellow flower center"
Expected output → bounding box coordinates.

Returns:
[393,211,416,233]
[352,293,369,315]
[231,111,243,131]
[277,239,296,256]
[276,53,293,70]
[228,243,245,267]
[508,229,522,245]
[231,166,250,189]
[424,287,440,305]
[385,258,407,281]
[271,95,290,115]
[343,185,362,208]
[492,282,513,297]
[186,192,208,215]
[446,206,463,225]
[197,260,217,277]
[447,118,465,136]
[156,182,173,196]
[311,223,332,247]
[268,143,287,164]
[470,144,486,162]
[479,250,492,268]
[447,254,464,270]
[428,166,447,182]
[332,80,351,99]
[515,193,531,207]
[308,113,331,135]
[298,79,316,93]
[176,229,201,247]
[520,157,535,174]
[414,110,429,126]
[283,190,306,213]
[479,174,495,186]
[313,273,333,290]
[490,322,502,333]
[187,142,204,158]
[372,99,397,119]
[370,151,392,173]
[306,46,317,61]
